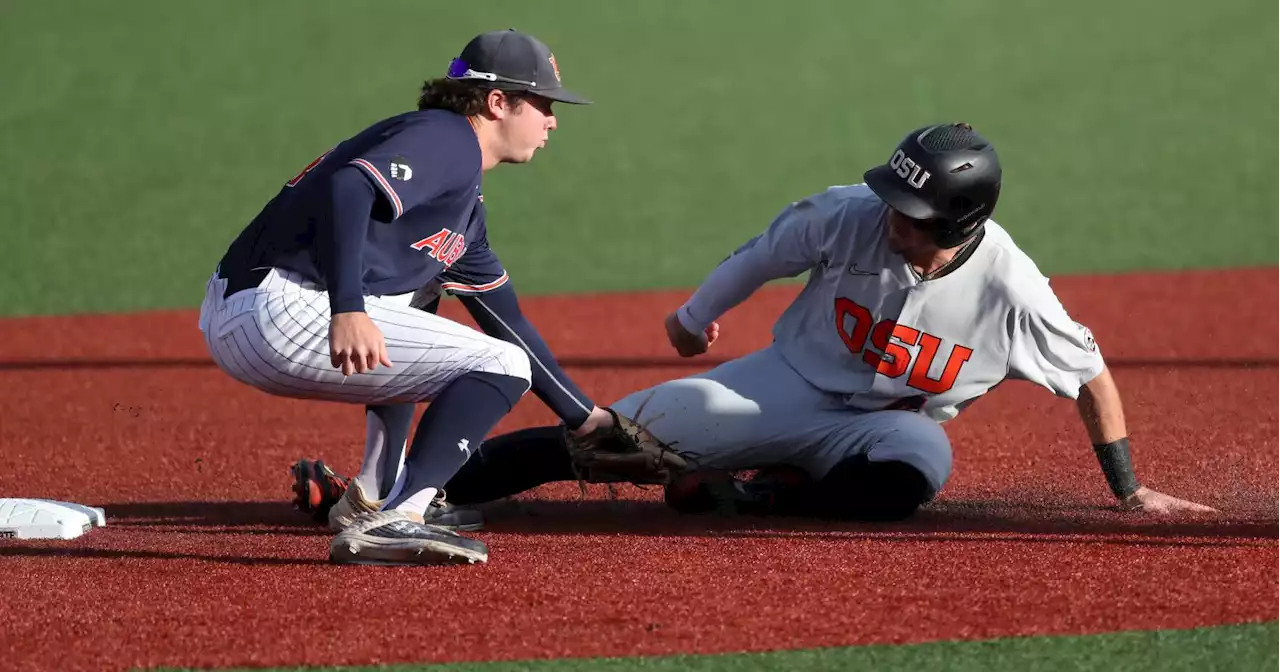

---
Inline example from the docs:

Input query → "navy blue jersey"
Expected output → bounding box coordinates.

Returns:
[216,109,506,312]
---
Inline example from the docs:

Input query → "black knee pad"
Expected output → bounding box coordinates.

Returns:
[815,454,931,522]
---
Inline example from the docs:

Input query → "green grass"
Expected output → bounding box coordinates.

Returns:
[0,0,1275,318]
[163,622,1277,671]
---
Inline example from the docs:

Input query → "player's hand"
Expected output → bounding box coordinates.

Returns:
[1121,486,1218,515]
[570,406,615,438]
[329,311,393,376]
[665,311,719,358]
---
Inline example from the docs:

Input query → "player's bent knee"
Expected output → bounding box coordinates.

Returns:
[485,340,532,386]
[864,412,953,498]
[817,454,931,522]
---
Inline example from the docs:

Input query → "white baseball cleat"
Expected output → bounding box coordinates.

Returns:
[328,509,489,566]
[327,481,485,533]
[326,479,382,533]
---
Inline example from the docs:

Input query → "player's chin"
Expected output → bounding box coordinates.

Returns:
[506,148,540,164]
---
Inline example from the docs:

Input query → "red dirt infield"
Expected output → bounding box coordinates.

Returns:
[0,267,1276,672]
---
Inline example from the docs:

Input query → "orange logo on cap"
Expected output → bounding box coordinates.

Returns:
[548,54,561,82]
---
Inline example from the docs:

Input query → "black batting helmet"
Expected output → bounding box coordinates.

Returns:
[863,123,1002,249]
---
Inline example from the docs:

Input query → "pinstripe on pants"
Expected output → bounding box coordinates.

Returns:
[198,268,531,404]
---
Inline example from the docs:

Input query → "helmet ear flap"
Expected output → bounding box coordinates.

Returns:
[931,202,988,248]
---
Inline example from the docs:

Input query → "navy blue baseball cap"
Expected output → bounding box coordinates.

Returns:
[447,29,591,105]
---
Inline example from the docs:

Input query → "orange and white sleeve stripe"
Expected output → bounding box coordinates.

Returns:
[349,159,404,219]
[441,272,510,295]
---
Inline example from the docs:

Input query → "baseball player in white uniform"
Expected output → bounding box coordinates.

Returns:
[295,122,1217,521]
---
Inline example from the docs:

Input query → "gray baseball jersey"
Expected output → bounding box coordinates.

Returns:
[677,183,1105,423]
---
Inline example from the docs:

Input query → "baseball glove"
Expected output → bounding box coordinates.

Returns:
[563,406,692,486]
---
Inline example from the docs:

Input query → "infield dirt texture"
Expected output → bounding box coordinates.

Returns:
[0,269,1275,671]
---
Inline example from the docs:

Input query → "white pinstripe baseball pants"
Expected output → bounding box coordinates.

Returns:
[197,268,531,405]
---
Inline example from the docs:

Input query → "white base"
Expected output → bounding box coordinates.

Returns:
[0,498,107,540]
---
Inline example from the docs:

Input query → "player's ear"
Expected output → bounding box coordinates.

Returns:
[480,88,502,119]
[484,89,515,120]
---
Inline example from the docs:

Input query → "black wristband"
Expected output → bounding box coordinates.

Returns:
[1093,437,1141,499]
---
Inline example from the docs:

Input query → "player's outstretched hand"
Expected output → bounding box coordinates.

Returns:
[665,312,719,358]
[329,311,393,376]
[1123,486,1218,515]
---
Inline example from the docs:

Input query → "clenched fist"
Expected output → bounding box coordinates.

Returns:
[665,311,720,358]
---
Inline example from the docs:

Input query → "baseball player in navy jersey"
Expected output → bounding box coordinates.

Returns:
[199,29,622,566]
[311,122,1214,521]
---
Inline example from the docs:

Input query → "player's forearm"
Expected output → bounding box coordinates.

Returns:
[459,286,595,429]
[318,167,375,314]
[1075,366,1141,499]
[677,244,796,334]
[1076,367,1127,443]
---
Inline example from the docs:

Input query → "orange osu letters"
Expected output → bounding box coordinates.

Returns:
[834,297,972,395]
